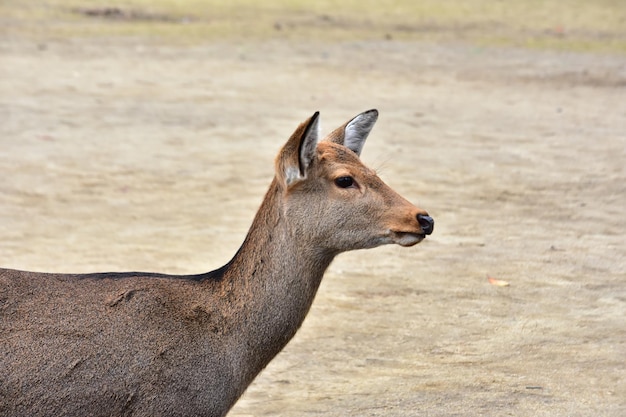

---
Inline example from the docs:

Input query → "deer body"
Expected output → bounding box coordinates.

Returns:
[0,110,433,417]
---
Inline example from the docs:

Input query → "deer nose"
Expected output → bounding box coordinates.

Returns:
[417,214,434,235]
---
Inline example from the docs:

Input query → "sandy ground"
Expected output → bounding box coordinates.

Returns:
[1,23,625,417]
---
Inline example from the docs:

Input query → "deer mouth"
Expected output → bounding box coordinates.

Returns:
[391,231,425,247]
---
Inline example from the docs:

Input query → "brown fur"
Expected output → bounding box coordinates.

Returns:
[0,110,431,417]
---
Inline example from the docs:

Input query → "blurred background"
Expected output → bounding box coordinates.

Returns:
[2,0,625,52]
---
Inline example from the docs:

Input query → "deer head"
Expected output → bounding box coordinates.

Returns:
[275,109,433,255]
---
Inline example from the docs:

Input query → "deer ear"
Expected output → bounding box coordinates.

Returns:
[324,109,378,156]
[276,111,320,186]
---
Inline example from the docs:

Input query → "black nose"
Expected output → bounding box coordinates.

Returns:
[417,214,434,235]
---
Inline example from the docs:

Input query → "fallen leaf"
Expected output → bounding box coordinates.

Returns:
[488,276,510,287]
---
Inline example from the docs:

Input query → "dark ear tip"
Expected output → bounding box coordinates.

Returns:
[357,109,378,124]
[305,111,320,133]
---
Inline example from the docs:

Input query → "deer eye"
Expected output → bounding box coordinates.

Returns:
[334,176,355,188]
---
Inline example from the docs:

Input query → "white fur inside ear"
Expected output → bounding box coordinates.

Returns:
[343,110,378,156]
[285,166,301,186]
[298,116,320,177]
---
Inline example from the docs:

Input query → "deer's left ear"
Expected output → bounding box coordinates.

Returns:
[324,109,378,156]
[276,111,320,186]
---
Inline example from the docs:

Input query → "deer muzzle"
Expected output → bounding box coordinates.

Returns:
[417,214,434,236]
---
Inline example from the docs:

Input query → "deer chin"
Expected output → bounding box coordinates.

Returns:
[391,231,425,247]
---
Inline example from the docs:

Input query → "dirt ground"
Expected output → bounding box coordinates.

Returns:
[1,4,625,417]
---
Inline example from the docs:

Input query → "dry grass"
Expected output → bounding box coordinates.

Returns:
[1,0,625,52]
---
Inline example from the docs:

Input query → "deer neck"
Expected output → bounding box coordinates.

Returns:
[219,178,335,379]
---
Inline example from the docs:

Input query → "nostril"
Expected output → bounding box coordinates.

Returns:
[417,214,434,235]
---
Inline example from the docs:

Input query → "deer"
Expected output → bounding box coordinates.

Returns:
[0,109,434,417]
